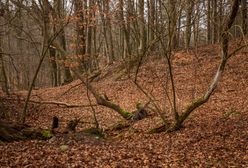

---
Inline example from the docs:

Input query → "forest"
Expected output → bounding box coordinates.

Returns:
[0,0,247,167]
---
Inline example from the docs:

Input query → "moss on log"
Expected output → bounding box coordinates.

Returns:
[82,127,105,138]
[107,121,131,131]
[0,120,53,142]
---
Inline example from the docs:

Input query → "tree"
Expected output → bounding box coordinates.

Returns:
[138,0,146,54]
[54,0,73,84]
[241,0,247,35]
[97,0,115,64]
[152,0,242,132]
[147,0,155,44]
[185,0,194,49]
[0,1,9,95]
[75,0,87,72]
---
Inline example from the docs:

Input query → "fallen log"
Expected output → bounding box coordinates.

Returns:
[29,100,97,108]
[3,98,98,108]
[0,120,53,142]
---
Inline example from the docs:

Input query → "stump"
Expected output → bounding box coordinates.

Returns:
[131,103,148,121]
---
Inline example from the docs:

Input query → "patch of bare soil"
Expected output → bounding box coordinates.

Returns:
[0,44,247,167]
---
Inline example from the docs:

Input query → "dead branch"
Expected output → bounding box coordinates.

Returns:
[4,97,98,108]
[30,100,97,108]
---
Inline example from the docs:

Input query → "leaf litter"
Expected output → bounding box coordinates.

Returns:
[0,44,247,167]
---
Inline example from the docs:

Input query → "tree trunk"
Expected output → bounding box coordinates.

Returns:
[49,46,58,86]
[0,15,9,95]
[207,0,211,44]
[85,0,93,72]
[241,0,247,35]
[138,0,146,55]
[148,0,155,44]
[55,0,73,84]
[42,0,57,87]
[212,0,218,43]
[105,0,115,64]
[168,0,177,49]
[218,0,223,43]
[185,0,194,49]
[0,54,9,95]
[75,0,87,73]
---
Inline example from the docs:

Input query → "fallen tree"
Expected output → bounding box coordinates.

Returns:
[52,41,150,121]
[0,120,53,142]
[4,97,98,108]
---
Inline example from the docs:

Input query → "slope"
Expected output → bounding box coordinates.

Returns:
[0,43,247,167]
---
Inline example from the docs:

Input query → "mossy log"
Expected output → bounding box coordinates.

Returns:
[96,97,149,121]
[107,121,131,131]
[0,120,53,142]
[96,95,133,119]
[82,127,105,138]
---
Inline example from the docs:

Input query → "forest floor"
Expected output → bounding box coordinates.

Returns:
[0,43,248,167]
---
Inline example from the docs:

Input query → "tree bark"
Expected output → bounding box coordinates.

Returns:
[241,0,247,35]
[75,0,87,72]
[55,0,73,84]
[207,0,211,44]
[0,14,9,95]
[212,0,218,43]
[138,0,146,54]
[185,0,194,49]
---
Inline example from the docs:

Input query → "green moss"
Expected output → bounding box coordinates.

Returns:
[119,108,133,119]
[82,128,105,138]
[185,97,204,111]
[41,130,53,139]
[192,97,203,105]
[109,121,130,131]
[117,108,133,119]
[106,100,133,119]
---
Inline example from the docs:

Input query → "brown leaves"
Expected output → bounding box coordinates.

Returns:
[1,45,248,167]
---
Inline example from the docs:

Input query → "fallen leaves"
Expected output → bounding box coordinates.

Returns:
[0,44,248,167]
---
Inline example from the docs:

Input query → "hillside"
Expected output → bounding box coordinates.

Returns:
[0,44,247,167]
